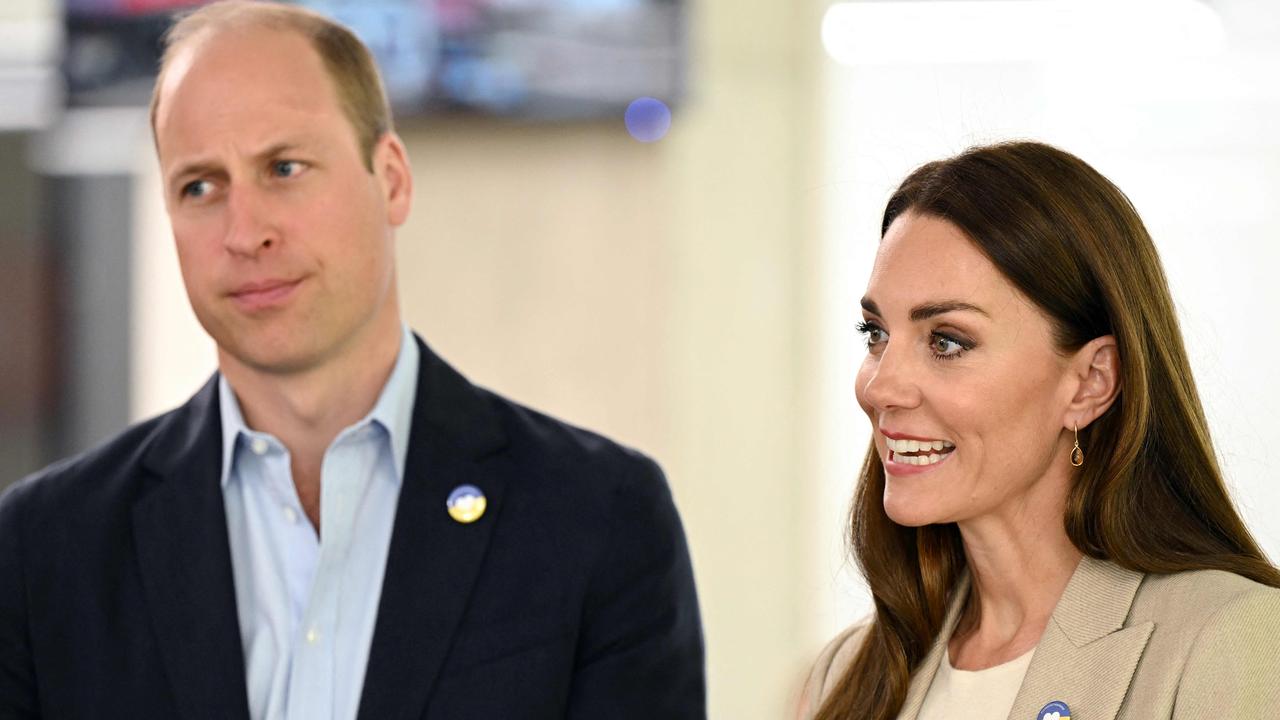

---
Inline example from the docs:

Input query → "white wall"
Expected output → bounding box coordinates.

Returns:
[814,0,1280,641]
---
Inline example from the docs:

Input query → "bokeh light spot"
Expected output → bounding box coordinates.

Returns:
[625,97,672,143]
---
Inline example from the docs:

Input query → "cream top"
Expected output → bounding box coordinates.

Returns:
[917,646,1036,720]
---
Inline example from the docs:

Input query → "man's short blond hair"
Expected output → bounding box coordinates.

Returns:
[150,0,393,171]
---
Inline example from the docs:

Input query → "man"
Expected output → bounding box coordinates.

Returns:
[0,2,705,718]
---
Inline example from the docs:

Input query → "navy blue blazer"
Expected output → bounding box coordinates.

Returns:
[0,336,705,719]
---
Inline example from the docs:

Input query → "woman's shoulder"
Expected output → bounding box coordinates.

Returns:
[799,617,873,719]
[1131,566,1280,638]
[1128,567,1280,710]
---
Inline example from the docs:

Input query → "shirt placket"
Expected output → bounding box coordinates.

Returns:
[260,443,318,633]
[286,428,369,720]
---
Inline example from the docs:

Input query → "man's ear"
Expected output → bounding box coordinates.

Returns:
[1064,335,1121,429]
[374,132,412,227]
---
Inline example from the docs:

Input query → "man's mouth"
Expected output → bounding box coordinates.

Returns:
[228,277,303,310]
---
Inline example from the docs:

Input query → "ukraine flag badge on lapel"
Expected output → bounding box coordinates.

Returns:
[447,484,487,524]
[1037,700,1070,720]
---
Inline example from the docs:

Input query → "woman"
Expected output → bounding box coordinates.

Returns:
[801,141,1280,720]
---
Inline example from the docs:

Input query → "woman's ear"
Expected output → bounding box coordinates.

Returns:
[1064,335,1121,428]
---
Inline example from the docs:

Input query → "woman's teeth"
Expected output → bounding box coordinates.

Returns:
[891,452,946,466]
[885,437,954,453]
[885,436,955,466]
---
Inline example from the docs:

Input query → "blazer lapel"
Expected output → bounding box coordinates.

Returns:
[1008,556,1153,720]
[357,338,509,720]
[132,377,250,720]
[898,572,973,719]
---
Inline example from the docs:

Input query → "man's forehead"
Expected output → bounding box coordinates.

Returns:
[156,25,330,127]
[155,26,341,162]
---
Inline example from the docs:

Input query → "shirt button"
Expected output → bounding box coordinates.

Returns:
[282,506,298,524]
[306,627,320,645]
[250,438,269,455]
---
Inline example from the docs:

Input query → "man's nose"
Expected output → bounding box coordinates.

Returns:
[223,185,280,256]
[860,342,923,412]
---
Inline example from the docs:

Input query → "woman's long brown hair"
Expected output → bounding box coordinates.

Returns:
[815,141,1280,720]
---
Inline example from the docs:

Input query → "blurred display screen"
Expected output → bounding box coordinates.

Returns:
[65,0,686,119]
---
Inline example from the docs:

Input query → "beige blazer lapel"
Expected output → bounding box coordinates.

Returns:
[897,572,973,720]
[1008,556,1153,720]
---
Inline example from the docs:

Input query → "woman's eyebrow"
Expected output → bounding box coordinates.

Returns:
[860,297,989,321]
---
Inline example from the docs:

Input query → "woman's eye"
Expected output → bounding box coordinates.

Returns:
[858,321,971,359]
[856,321,887,349]
[930,333,968,358]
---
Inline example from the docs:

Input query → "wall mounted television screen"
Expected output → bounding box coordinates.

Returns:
[64,0,686,120]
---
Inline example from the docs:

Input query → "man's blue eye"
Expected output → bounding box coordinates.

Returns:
[182,180,211,198]
[274,161,300,177]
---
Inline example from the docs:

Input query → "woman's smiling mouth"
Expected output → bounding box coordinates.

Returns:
[882,434,956,470]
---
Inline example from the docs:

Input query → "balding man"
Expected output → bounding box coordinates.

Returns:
[0,2,704,718]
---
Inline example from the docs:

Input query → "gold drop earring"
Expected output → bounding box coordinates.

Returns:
[1070,423,1084,467]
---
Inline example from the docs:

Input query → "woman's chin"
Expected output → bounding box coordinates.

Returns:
[882,490,945,528]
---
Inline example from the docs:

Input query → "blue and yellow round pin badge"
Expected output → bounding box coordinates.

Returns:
[447,484,487,524]
[1037,701,1070,720]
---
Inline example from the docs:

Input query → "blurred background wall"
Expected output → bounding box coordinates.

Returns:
[4,1,1280,719]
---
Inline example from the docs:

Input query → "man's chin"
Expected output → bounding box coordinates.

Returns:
[214,333,325,377]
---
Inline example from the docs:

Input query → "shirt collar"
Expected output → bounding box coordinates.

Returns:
[372,324,420,481]
[218,325,421,488]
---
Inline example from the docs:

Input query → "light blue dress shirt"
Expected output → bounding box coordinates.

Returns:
[219,326,419,720]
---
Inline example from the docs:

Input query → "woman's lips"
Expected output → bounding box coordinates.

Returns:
[885,443,957,476]
[229,278,303,311]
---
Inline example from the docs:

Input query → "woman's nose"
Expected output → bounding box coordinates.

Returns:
[859,343,923,412]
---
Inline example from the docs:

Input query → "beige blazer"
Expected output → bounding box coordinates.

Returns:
[803,556,1280,719]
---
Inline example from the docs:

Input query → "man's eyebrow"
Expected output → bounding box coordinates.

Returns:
[167,159,221,188]
[860,297,989,321]
[165,141,309,189]
[252,141,304,162]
